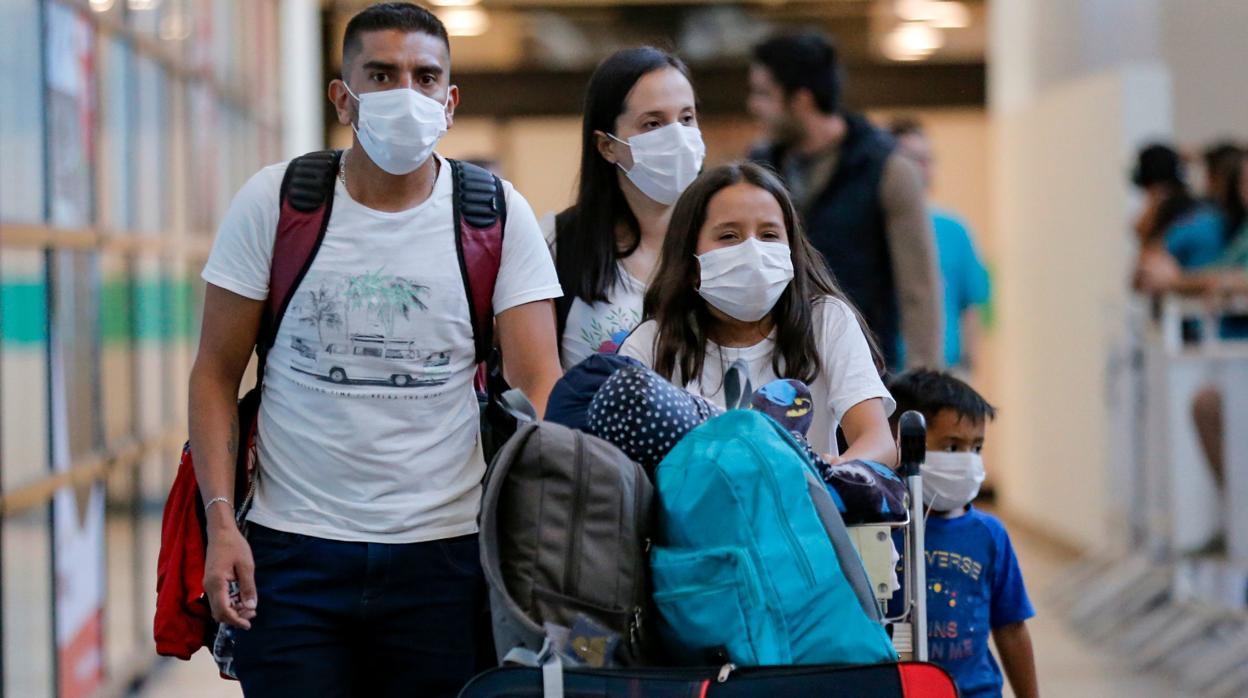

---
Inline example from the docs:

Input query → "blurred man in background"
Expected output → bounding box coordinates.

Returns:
[747,32,943,373]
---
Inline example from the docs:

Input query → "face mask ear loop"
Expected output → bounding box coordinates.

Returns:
[924,498,937,524]
[343,82,362,137]
[606,133,633,174]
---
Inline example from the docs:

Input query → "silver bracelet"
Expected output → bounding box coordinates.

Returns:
[204,496,233,512]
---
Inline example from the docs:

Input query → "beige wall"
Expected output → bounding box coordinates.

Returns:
[989,67,1171,551]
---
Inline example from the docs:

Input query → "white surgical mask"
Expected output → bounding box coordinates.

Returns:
[346,84,448,175]
[697,238,794,322]
[610,123,705,205]
[921,451,985,512]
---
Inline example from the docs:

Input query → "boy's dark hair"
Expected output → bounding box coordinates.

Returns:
[888,369,996,427]
[343,3,449,70]
[752,32,842,115]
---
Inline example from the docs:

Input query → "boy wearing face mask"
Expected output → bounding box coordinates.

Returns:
[888,370,1038,698]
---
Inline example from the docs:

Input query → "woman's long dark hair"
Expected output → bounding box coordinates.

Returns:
[555,47,693,329]
[643,161,882,386]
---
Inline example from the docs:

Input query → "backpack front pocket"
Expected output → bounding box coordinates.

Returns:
[650,546,789,666]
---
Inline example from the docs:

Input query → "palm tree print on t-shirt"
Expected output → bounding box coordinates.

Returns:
[286,270,452,389]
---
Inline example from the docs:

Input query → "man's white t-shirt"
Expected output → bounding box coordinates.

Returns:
[540,214,647,370]
[618,297,895,456]
[202,154,562,543]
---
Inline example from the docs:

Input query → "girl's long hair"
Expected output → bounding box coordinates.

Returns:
[643,161,882,386]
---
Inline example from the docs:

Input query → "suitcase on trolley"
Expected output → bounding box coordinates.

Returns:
[458,661,958,698]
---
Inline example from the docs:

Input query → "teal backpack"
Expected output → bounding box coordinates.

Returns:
[650,410,898,667]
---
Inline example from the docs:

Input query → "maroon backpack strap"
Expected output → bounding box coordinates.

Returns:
[450,159,507,365]
[258,150,342,374]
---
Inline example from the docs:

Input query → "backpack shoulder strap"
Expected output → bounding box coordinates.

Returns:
[449,158,507,365]
[260,149,341,365]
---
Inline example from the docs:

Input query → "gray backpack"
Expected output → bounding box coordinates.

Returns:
[478,421,654,666]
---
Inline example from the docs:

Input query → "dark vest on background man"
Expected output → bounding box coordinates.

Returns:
[753,112,899,368]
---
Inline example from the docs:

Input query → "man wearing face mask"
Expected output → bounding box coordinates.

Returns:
[888,370,1038,698]
[189,3,563,695]
[748,32,944,373]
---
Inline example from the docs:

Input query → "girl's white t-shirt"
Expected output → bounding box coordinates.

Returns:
[541,214,647,370]
[618,297,895,456]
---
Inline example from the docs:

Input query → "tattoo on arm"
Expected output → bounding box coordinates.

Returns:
[227,414,239,460]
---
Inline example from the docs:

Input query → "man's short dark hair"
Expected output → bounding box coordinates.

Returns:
[752,32,842,114]
[889,117,924,139]
[888,369,997,427]
[343,3,450,71]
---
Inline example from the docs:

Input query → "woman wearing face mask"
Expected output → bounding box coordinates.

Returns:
[546,47,705,369]
[618,162,896,467]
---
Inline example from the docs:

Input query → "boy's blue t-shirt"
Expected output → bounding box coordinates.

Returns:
[922,506,1034,698]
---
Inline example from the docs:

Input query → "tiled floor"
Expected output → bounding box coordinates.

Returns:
[135,520,1184,697]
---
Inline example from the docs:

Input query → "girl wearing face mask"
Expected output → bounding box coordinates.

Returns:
[619,162,897,467]
[546,47,706,369]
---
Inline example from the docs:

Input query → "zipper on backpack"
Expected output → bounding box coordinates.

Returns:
[628,605,642,650]
[564,433,588,593]
[745,441,817,586]
[717,663,736,683]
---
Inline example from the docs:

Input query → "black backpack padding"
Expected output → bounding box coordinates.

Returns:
[479,421,655,666]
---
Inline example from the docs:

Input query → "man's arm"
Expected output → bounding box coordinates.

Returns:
[496,299,562,418]
[880,152,944,369]
[993,621,1039,698]
[188,283,264,629]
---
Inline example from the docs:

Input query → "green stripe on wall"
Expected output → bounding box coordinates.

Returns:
[101,278,134,342]
[1,279,48,345]
[3,277,198,347]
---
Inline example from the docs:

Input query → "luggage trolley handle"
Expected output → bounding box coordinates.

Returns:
[898,410,928,662]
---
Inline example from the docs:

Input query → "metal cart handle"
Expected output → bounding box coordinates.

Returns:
[899,410,928,662]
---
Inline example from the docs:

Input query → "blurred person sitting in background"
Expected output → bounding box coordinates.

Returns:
[891,118,991,377]
[1137,150,1248,490]
[1201,140,1244,227]
[747,32,943,374]
[546,46,704,369]
[1131,143,1225,275]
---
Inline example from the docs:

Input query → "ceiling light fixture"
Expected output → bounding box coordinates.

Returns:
[894,0,970,29]
[437,7,490,37]
[430,0,481,7]
[89,0,115,12]
[881,21,944,62]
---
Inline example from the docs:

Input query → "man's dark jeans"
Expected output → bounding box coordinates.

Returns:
[233,524,485,697]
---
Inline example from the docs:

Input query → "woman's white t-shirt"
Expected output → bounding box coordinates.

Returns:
[202,155,562,543]
[541,214,647,370]
[618,297,895,456]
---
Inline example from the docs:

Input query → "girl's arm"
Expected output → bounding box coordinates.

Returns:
[832,397,898,468]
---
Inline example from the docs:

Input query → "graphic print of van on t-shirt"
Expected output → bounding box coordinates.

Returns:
[284,269,454,389]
